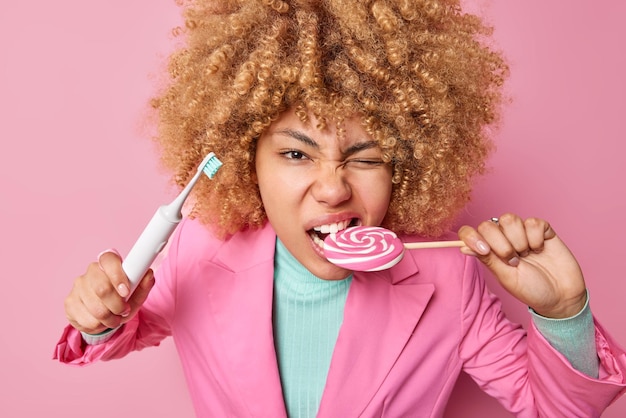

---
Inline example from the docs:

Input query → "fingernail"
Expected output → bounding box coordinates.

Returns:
[117,284,130,298]
[508,257,520,267]
[476,240,490,255]
[121,309,131,318]
[96,248,121,271]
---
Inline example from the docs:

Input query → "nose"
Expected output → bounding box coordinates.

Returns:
[311,165,352,206]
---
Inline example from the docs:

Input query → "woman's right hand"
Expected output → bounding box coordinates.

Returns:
[64,250,155,334]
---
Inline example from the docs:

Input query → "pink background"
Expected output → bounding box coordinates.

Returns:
[1,1,625,416]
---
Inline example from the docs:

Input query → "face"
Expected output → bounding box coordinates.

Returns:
[255,109,393,280]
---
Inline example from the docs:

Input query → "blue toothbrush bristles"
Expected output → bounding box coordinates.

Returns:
[202,153,223,179]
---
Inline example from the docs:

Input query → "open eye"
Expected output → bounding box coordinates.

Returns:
[280,150,309,160]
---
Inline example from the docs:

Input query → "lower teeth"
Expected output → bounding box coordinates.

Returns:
[310,232,324,248]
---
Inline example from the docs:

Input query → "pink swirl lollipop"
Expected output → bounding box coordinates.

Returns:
[323,226,405,271]
[324,226,466,271]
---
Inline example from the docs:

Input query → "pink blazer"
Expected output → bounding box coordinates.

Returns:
[55,219,626,417]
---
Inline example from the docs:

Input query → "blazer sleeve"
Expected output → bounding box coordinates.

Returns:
[52,223,183,366]
[526,319,626,416]
[458,256,626,417]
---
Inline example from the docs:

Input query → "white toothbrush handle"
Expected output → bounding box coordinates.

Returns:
[121,205,180,296]
[82,206,179,341]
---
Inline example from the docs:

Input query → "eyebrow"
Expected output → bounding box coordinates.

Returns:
[278,129,318,148]
[276,128,380,158]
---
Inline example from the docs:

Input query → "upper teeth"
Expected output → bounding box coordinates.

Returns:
[313,220,351,234]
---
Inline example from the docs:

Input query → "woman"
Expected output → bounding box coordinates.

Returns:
[55,0,626,416]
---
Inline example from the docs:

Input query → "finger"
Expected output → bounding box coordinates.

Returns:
[524,217,556,252]
[457,225,491,256]
[66,284,124,333]
[98,249,131,298]
[477,218,520,267]
[65,291,107,334]
[497,213,531,257]
[78,262,131,326]
[126,269,155,315]
[79,292,126,330]
[69,302,121,334]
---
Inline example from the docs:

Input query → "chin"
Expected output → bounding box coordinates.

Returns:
[311,263,353,281]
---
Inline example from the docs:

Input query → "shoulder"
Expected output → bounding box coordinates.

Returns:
[396,231,482,289]
[173,217,224,258]
[171,217,276,269]
[391,232,490,320]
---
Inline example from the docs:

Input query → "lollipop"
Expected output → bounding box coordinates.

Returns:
[324,226,464,271]
[323,226,404,272]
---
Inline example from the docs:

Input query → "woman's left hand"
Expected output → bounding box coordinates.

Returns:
[458,213,587,318]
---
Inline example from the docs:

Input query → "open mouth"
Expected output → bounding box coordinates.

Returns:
[308,218,361,248]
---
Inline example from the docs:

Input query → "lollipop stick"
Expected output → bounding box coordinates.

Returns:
[403,240,465,249]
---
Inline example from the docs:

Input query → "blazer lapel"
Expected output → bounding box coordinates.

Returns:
[201,224,435,417]
[317,254,435,417]
[204,225,288,417]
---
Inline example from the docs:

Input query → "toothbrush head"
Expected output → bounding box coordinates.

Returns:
[199,152,223,179]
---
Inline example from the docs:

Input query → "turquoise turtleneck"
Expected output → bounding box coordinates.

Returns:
[273,238,352,418]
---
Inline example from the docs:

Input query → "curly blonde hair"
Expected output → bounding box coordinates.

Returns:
[151,0,508,238]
